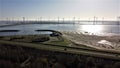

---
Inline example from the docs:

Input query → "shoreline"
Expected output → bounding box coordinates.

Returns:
[61,31,120,52]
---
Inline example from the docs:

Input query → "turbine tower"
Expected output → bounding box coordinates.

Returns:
[23,17,25,22]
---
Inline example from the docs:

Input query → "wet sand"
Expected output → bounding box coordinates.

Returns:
[61,31,120,51]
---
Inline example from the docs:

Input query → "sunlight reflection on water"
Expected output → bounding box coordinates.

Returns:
[81,25,103,33]
[0,24,119,36]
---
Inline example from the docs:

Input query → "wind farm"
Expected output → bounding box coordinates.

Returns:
[0,0,120,68]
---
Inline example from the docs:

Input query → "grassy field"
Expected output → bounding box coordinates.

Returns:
[0,34,120,61]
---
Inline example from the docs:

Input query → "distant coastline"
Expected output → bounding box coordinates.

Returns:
[0,20,120,27]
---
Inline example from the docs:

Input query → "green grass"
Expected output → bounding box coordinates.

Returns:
[0,40,120,60]
[43,37,71,46]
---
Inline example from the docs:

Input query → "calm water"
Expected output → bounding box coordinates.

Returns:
[0,23,120,36]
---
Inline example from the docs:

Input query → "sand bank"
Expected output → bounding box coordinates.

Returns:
[61,31,120,51]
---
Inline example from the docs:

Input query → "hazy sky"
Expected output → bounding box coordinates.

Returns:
[0,0,120,20]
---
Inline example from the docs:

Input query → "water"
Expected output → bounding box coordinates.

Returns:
[0,22,120,36]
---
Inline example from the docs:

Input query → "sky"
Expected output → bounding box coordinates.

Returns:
[0,0,120,20]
